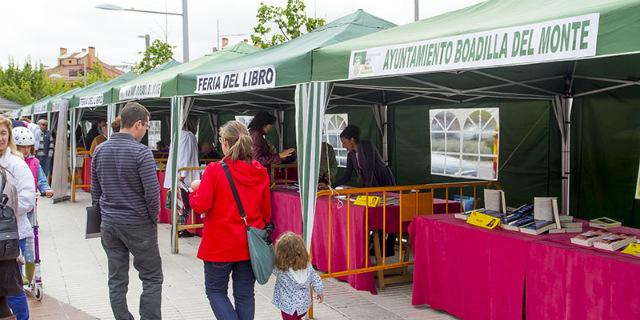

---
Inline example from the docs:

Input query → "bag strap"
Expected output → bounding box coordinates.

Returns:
[221,160,248,228]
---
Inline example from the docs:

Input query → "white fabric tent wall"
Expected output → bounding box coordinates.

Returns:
[295,82,332,248]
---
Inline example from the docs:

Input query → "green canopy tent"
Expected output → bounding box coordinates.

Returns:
[162,9,396,250]
[45,83,105,202]
[66,61,182,202]
[112,42,260,148]
[306,0,640,226]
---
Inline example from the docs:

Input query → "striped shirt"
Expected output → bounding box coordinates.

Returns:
[91,133,160,225]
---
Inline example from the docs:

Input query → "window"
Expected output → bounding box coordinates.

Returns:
[235,116,254,128]
[429,108,499,180]
[323,113,349,167]
[147,120,162,150]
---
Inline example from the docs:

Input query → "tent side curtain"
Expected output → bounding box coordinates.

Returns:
[295,82,333,248]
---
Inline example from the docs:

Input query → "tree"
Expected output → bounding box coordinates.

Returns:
[0,60,69,105]
[251,0,325,48]
[134,40,175,74]
[73,61,111,87]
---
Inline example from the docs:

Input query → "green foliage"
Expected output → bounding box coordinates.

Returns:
[134,40,175,74]
[251,0,326,48]
[0,58,116,106]
[0,60,66,105]
[73,61,111,87]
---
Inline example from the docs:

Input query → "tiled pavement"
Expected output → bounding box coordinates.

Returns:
[31,191,456,320]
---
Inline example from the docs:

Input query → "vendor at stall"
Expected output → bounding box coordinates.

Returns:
[199,140,221,160]
[163,116,199,238]
[89,120,108,155]
[335,124,396,256]
[334,124,394,188]
[248,111,294,173]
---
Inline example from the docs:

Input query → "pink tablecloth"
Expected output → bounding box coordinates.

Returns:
[82,157,92,192]
[157,171,171,224]
[271,189,460,294]
[526,227,640,320]
[409,215,640,320]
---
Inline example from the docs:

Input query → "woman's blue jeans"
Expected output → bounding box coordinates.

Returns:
[204,260,256,320]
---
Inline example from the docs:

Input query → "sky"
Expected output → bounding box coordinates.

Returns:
[0,0,484,69]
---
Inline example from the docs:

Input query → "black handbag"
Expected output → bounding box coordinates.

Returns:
[0,167,20,261]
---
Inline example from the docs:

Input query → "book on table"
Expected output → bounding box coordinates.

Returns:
[455,208,502,221]
[559,215,574,222]
[570,229,610,247]
[484,189,506,214]
[549,228,567,234]
[520,220,557,235]
[501,214,535,231]
[593,233,637,251]
[561,222,583,228]
[589,217,622,229]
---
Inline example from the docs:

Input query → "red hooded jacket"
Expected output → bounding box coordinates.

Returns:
[189,159,271,262]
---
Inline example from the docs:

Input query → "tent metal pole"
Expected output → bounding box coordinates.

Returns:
[562,96,573,216]
[169,96,183,254]
[574,82,640,97]
[470,70,561,96]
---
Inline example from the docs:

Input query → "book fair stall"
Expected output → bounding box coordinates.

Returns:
[307,0,640,318]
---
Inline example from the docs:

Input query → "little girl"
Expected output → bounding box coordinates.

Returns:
[12,127,53,283]
[272,232,324,320]
[13,127,53,198]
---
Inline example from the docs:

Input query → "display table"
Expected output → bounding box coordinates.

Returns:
[81,157,92,192]
[409,215,640,320]
[157,171,171,224]
[271,188,461,294]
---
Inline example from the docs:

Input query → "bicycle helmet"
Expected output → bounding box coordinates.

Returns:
[12,127,35,146]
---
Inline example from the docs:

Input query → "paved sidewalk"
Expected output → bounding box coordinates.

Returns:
[32,191,455,320]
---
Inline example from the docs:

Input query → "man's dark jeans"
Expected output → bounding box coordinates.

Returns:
[101,222,163,320]
[204,261,255,320]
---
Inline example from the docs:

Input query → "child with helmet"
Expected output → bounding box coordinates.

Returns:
[12,127,53,199]
[12,127,52,287]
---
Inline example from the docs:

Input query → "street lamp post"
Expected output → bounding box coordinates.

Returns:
[138,34,150,49]
[96,1,190,62]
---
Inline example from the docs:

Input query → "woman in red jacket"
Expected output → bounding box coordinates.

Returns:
[189,120,271,320]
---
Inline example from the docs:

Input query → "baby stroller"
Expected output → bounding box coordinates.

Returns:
[24,197,44,301]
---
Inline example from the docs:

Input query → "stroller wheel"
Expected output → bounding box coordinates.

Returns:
[34,286,44,301]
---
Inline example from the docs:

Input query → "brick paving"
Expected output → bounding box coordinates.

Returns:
[30,191,456,319]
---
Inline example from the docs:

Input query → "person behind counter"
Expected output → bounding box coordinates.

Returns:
[247,111,294,173]
[334,124,396,256]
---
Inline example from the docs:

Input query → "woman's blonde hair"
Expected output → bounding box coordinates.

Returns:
[275,232,309,271]
[219,120,253,162]
[0,117,23,159]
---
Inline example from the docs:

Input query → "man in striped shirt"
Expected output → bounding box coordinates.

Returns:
[91,102,162,320]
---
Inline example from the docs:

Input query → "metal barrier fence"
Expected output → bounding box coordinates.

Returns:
[71,149,91,202]
[307,180,497,318]
[172,165,207,254]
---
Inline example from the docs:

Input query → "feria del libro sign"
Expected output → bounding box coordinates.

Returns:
[349,13,600,79]
[195,66,276,94]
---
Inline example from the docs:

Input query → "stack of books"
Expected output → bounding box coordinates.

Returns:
[571,230,637,251]
[454,189,507,221]
[571,229,610,246]
[589,217,622,229]
[516,197,561,235]
[500,204,534,231]
[593,232,637,251]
